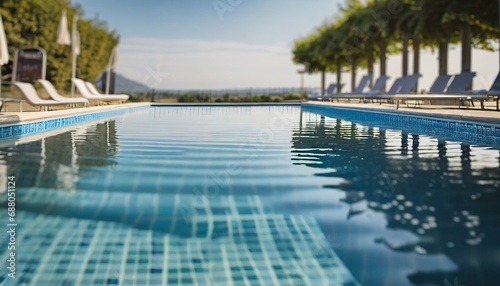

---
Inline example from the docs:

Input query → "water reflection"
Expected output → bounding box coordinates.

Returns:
[292,111,500,286]
[0,120,119,192]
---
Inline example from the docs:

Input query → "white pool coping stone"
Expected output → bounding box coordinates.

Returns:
[304,101,500,126]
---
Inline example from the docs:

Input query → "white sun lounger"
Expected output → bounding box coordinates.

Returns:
[13,82,76,111]
[72,78,129,102]
[84,81,130,100]
[38,79,89,107]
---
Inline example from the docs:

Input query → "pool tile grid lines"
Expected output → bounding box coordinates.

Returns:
[0,192,360,286]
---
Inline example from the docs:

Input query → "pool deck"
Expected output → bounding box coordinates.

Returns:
[303,101,500,125]
[0,102,151,125]
[0,101,498,126]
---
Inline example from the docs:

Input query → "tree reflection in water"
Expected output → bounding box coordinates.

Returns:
[291,111,500,286]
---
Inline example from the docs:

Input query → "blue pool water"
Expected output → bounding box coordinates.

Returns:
[0,106,499,286]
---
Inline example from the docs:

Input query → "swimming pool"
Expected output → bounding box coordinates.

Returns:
[0,105,499,286]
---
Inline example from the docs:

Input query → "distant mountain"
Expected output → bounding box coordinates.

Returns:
[95,71,150,95]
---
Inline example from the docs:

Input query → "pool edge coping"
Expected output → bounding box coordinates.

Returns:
[302,101,500,127]
[0,103,151,141]
[0,103,151,126]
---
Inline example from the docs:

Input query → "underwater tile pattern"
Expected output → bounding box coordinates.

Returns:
[303,104,500,146]
[0,105,149,140]
[0,194,359,286]
[1,105,499,286]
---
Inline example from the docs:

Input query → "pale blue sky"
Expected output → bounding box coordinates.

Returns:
[75,0,339,43]
[74,0,499,91]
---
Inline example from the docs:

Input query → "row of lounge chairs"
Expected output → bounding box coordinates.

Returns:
[1,79,129,112]
[311,72,500,110]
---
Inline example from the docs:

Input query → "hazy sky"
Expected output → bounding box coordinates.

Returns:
[74,0,499,91]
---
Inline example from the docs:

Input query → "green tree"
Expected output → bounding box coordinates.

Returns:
[443,0,499,75]
[294,0,500,94]
[293,30,339,95]
[0,0,119,92]
[410,0,460,75]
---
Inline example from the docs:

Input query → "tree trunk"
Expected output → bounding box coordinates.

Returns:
[438,40,448,75]
[402,33,409,77]
[379,39,387,92]
[336,63,342,93]
[350,57,357,93]
[412,35,420,92]
[461,23,472,89]
[321,70,326,96]
[367,47,374,88]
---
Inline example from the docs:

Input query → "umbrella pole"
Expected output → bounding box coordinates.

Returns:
[71,52,76,97]
[105,65,111,94]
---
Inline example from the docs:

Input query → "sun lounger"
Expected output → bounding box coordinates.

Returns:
[371,74,420,96]
[376,72,492,110]
[399,72,495,110]
[363,77,405,103]
[72,78,129,102]
[352,74,373,94]
[38,79,89,107]
[317,76,388,103]
[364,74,421,106]
[470,72,500,96]
[307,84,333,100]
[379,74,451,108]
[319,83,344,100]
[371,77,404,95]
[398,74,421,94]
[333,75,390,98]
[388,72,481,109]
[308,83,342,100]
[486,72,500,96]
[322,74,373,101]
[428,75,452,94]
[13,81,77,111]
[444,71,476,94]
[368,75,390,94]
[84,81,130,99]
[468,72,500,110]
[321,74,383,102]
[312,74,418,103]
[325,83,337,95]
